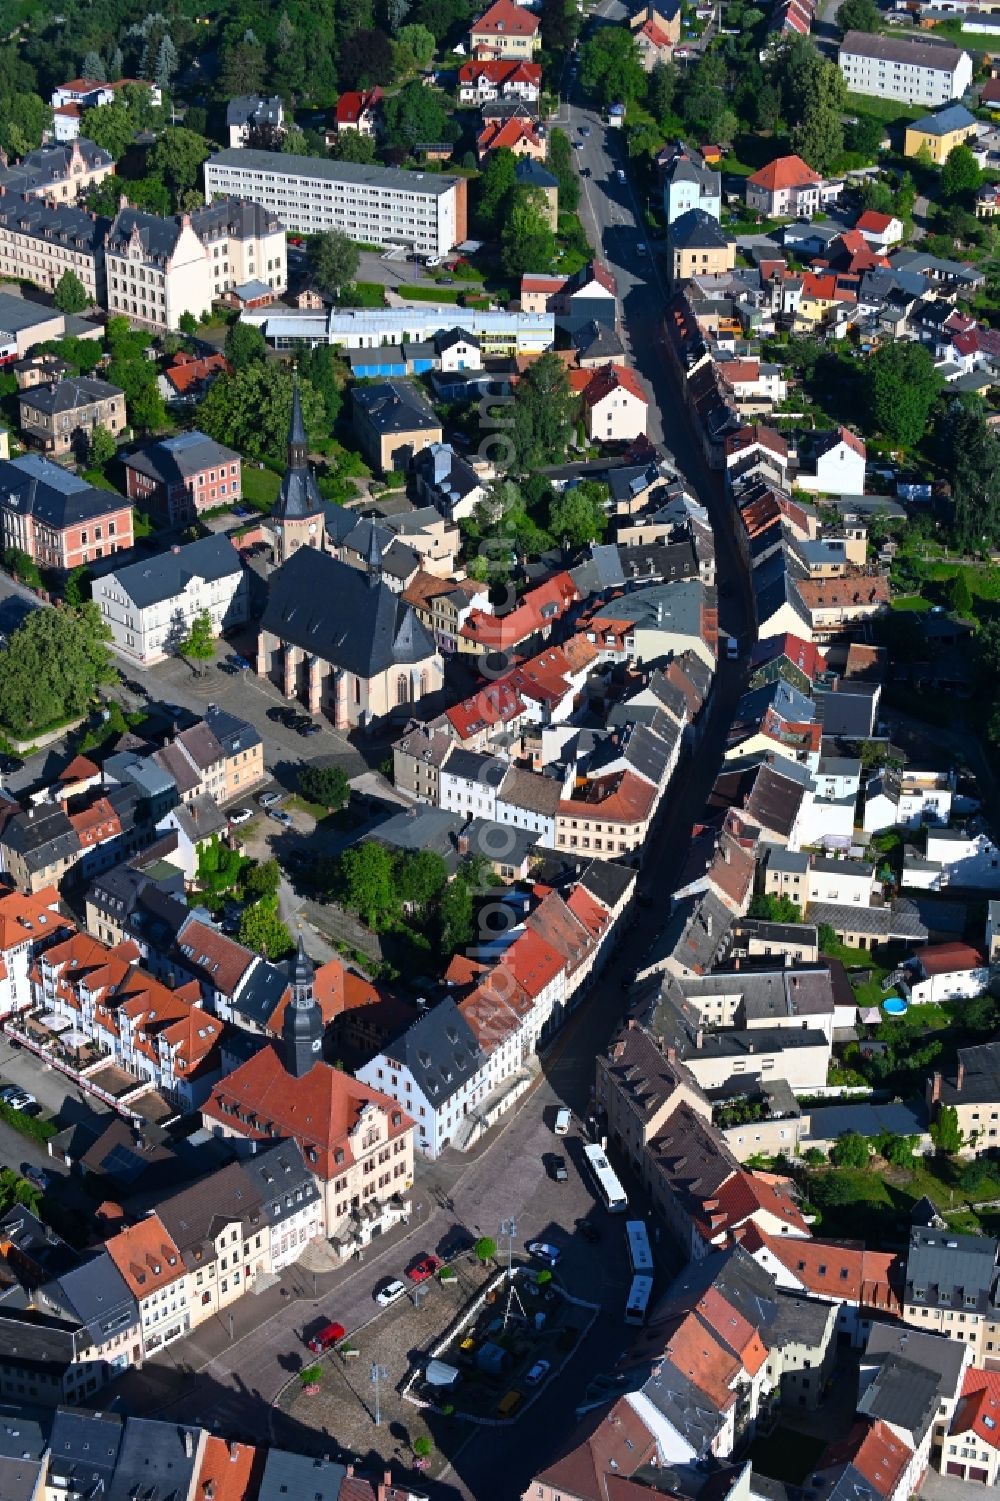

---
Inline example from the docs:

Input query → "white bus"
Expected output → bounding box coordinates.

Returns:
[583,1142,628,1214]
[625,1219,653,1276]
[625,1274,654,1326]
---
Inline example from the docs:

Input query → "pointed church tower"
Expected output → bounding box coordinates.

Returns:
[282,936,323,1078]
[271,382,325,566]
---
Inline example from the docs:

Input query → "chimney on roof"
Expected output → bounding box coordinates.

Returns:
[695,1027,703,1050]
[931,1071,942,1105]
[957,1059,965,1092]
[172,545,181,555]
[184,1431,194,1459]
[228,1441,240,1461]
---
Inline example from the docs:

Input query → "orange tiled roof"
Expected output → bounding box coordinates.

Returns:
[797,575,889,610]
[559,769,657,826]
[104,1214,185,1298]
[954,1369,1000,1449]
[749,154,821,192]
[459,58,542,83]
[477,116,543,153]
[471,0,540,36]
[194,1437,261,1501]
[583,363,648,408]
[163,351,231,396]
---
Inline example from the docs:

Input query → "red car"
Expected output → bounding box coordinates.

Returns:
[307,1320,345,1353]
[406,1254,440,1283]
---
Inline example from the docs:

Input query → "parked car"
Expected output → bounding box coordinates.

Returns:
[268,809,293,827]
[1,1089,36,1112]
[0,754,20,775]
[228,653,252,671]
[636,241,647,255]
[229,807,254,826]
[258,790,284,808]
[526,1241,561,1268]
[307,1320,346,1353]
[425,255,444,268]
[616,167,626,181]
[267,706,289,722]
[231,505,251,518]
[20,1163,48,1191]
[297,720,322,738]
[406,1254,441,1283]
[554,1106,571,1135]
[374,1278,408,1307]
[549,1155,569,1183]
[525,1360,550,1386]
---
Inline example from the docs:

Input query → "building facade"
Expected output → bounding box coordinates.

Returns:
[92,534,248,665]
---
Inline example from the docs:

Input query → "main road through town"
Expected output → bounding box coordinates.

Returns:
[86,44,755,1500]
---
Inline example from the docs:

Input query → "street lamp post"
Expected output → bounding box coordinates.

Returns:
[371,1363,388,1426]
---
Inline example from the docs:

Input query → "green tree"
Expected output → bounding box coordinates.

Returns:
[474,1235,497,1263]
[412,1437,432,1459]
[791,97,844,174]
[298,762,351,809]
[829,1131,872,1168]
[296,343,346,427]
[881,1133,917,1169]
[501,187,556,277]
[63,565,91,607]
[239,896,294,959]
[81,101,135,159]
[930,1104,964,1154]
[338,842,399,928]
[748,892,802,923]
[179,609,215,665]
[307,229,361,297]
[549,481,608,547]
[339,28,396,88]
[948,570,974,616]
[219,38,266,97]
[439,871,474,952]
[150,128,210,203]
[329,130,379,164]
[384,79,450,149]
[476,147,518,233]
[88,423,117,469]
[3,547,41,588]
[0,93,52,157]
[580,27,645,107]
[0,601,116,737]
[935,397,1000,551]
[396,849,448,913]
[546,128,580,215]
[868,341,942,447]
[941,143,982,201]
[838,0,880,28]
[511,351,578,469]
[224,320,267,370]
[849,117,887,162]
[53,269,90,314]
[242,858,281,900]
[818,922,838,953]
[199,363,325,463]
[397,22,436,66]
[647,59,678,120]
[155,33,178,90]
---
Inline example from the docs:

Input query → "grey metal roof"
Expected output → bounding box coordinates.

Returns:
[766,847,809,874]
[124,431,240,484]
[238,1139,320,1227]
[579,857,635,910]
[207,145,459,195]
[261,547,437,678]
[0,139,111,197]
[0,1407,48,1461]
[226,93,283,127]
[231,958,290,1030]
[856,1353,941,1443]
[515,156,558,190]
[104,533,243,611]
[0,293,65,336]
[204,704,261,756]
[0,194,109,256]
[905,1226,999,1312]
[0,1456,42,1501]
[670,207,732,252]
[366,806,464,866]
[807,900,927,941]
[383,996,485,1107]
[2,803,81,872]
[0,454,124,535]
[40,1249,139,1345]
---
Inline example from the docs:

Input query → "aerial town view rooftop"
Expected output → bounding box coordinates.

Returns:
[0,0,998,1497]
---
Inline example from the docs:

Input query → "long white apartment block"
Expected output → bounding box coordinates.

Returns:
[204,148,469,257]
[838,30,972,104]
[240,303,555,355]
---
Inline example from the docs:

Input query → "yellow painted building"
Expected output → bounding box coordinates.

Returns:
[904,103,979,164]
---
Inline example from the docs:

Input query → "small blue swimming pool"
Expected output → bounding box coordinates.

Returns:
[883,997,908,1016]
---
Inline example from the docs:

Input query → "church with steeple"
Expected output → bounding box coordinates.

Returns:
[201,935,416,1248]
[270,384,326,566]
[257,394,444,730]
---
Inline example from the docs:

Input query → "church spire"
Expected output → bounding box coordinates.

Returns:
[288,380,308,471]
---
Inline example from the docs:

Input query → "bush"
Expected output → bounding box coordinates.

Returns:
[0,1101,57,1144]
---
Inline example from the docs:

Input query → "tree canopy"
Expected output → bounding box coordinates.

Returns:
[0,603,116,737]
[306,229,361,297]
[580,27,645,106]
[501,187,556,277]
[867,341,942,448]
[298,763,351,809]
[54,269,90,314]
[510,351,579,470]
[199,363,326,463]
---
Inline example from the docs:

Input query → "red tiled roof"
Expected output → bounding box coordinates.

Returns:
[797,575,889,610]
[105,1215,185,1299]
[919,942,987,976]
[713,1169,809,1237]
[335,87,382,124]
[194,1438,261,1501]
[558,769,656,826]
[59,754,100,783]
[954,1369,1000,1449]
[477,116,543,153]
[825,1421,913,1497]
[856,210,895,233]
[471,0,540,36]
[726,424,788,459]
[583,362,648,408]
[163,351,231,395]
[749,154,821,192]
[202,1044,413,1180]
[446,679,525,740]
[459,58,542,83]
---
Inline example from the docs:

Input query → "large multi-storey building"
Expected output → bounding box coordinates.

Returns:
[204,148,468,256]
[122,431,242,524]
[105,198,286,331]
[0,453,133,572]
[50,77,161,140]
[0,195,109,304]
[0,138,114,201]
[92,533,248,665]
[19,375,125,458]
[838,31,972,105]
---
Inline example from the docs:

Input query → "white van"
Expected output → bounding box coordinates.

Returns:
[554,1107,572,1136]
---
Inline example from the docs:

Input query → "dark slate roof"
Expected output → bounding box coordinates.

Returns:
[40,1250,139,1345]
[569,319,625,362]
[0,139,111,196]
[105,1416,201,1501]
[124,431,240,484]
[856,1353,940,1443]
[579,857,636,910]
[0,455,125,533]
[45,1408,123,1494]
[382,996,485,1107]
[353,379,441,436]
[261,547,436,677]
[2,803,81,873]
[0,194,109,256]
[905,1225,999,1312]
[156,1160,265,1266]
[413,442,482,506]
[670,207,732,251]
[238,1140,320,1228]
[203,704,261,756]
[107,534,243,610]
[231,958,290,1029]
[257,1450,349,1501]
[226,93,283,127]
[0,1456,42,1501]
[515,156,558,190]
[19,375,122,417]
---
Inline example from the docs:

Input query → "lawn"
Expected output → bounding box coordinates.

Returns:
[340,280,386,308]
[890,593,932,613]
[845,91,926,124]
[241,466,281,510]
